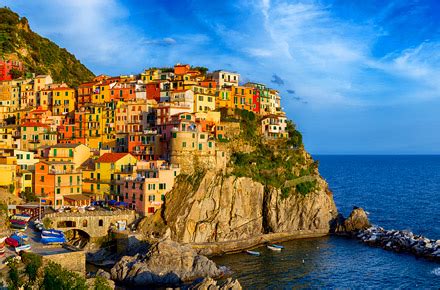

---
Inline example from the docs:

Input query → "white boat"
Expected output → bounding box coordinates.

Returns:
[270,244,284,249]
[15,244,31,253]
[267,245,282,251]
[245,250,260,256]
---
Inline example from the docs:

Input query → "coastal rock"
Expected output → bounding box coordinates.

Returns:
[190,277,242,290]
[331,207,370,234]
[353,226,440,262]
[140,169,337,253]
[110,239,224,286]
[343,207,371,232]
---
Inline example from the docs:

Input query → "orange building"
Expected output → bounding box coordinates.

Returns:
[174,64,190,75]
[35,160,82,208]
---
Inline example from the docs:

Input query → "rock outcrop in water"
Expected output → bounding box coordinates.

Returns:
[331,207,371,234]
[356,227,440,262]
[110,239,225,286]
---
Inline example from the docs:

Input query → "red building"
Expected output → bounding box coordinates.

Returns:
[145,83,160,102]
[0,60,24,81]
[252,89,261,114]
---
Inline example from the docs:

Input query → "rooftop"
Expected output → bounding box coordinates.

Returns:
[96,152,130,163]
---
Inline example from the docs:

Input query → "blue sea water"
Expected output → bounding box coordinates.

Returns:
[213,155,440,288]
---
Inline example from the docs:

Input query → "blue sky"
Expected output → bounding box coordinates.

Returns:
[4,0,440,154]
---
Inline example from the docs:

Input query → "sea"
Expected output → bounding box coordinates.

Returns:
[213,155,440,288]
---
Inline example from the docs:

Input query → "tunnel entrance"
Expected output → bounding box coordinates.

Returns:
[64,229,90,249]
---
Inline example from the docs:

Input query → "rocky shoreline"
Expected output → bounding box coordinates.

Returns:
[353,226,440,262]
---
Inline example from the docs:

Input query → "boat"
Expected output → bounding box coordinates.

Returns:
[15,244,31,253]
[6,237,20,247]
[11,233,28,242]
[270,244,284,249]
[41,235,66,244]
[42,229,64,237]
[267,245,282,251]
[86,206,95,211]
[245,250,260,256]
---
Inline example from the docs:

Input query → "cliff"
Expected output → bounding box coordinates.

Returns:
[140,111,338,254]
[0,7,94,86]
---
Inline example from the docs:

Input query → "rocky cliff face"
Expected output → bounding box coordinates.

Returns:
[141,114,339,252]
[141,161,337,250]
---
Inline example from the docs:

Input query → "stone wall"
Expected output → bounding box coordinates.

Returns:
[41,251,86,275]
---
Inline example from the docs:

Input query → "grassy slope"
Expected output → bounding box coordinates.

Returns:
[0,7,95,87]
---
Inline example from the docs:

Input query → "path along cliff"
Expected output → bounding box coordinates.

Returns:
[140,111,338,255]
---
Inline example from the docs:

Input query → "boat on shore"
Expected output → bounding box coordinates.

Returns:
[41,229,66,244]
[15,244,31,253]
[267,245,282,251]
[245,250,260,256]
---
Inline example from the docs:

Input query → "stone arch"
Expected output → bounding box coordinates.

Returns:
[64,229,90,249]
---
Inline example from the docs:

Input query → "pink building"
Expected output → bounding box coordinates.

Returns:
[120,160,180,216]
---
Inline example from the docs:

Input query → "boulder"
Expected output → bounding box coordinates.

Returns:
[343,207,371,232]
[110,239,224,286]
[190,277,242,290]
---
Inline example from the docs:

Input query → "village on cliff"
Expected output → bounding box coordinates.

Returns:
[0,61,289,217]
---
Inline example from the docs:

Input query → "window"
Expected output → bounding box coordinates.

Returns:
[26,154,30,160]
[41,176,44,182]
[182,142,186,148]
[82,220,88,227]
[98,219,103,227]
[69,149,73,157]
[41,188,44,194]
[208,141,212,148]
[140,194,143,201]
[56,188,60,194]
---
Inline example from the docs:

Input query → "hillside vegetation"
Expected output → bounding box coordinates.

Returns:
[0,7,94,87]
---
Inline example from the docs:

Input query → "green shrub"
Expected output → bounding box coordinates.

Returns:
[295,180,317,197]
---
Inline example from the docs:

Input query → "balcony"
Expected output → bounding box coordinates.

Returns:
[49,169,81,175]
[29,139,41,143]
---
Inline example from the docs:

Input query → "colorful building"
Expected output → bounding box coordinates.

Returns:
[35,160,82,207]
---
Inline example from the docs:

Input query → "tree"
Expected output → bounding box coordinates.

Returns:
[9,68,23,79]
[21,252,42,285]
[42,262,87,290]
[7,260,22,290]
[93,276,112,290]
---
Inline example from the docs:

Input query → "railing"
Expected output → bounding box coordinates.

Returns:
[49,169,81,174]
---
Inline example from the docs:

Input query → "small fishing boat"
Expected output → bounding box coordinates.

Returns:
[13,232,29,241]
[42,229,64,237]
[270,244,284,249]
[15,244,31,253]
[41,235,66,244]
[11,234,28,243]
[245,250,260,256]
[267,245,282,251]
[6,237,20,247]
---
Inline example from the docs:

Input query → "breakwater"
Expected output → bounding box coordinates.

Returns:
[355,226,440,262]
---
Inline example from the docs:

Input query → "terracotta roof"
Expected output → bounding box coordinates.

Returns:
[96,152,130,163]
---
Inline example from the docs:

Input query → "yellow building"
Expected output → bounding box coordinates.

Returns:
[91,83,111,103]
[232,86,253,111]
[215,88,234,110]
[141,69,160,83]
[0,156,18,191]
[82,152,137,199]
[48,143,91,169]
[14,149,39,171]
[33,75,53,92]
[0,125,19,150]
[192,85,216,112]
[20,122,57,152]
[52,87,75,115]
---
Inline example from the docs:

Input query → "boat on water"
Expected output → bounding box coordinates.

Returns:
[245,250,261,256]
[15,244,31,253]
[267,245,282,251]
